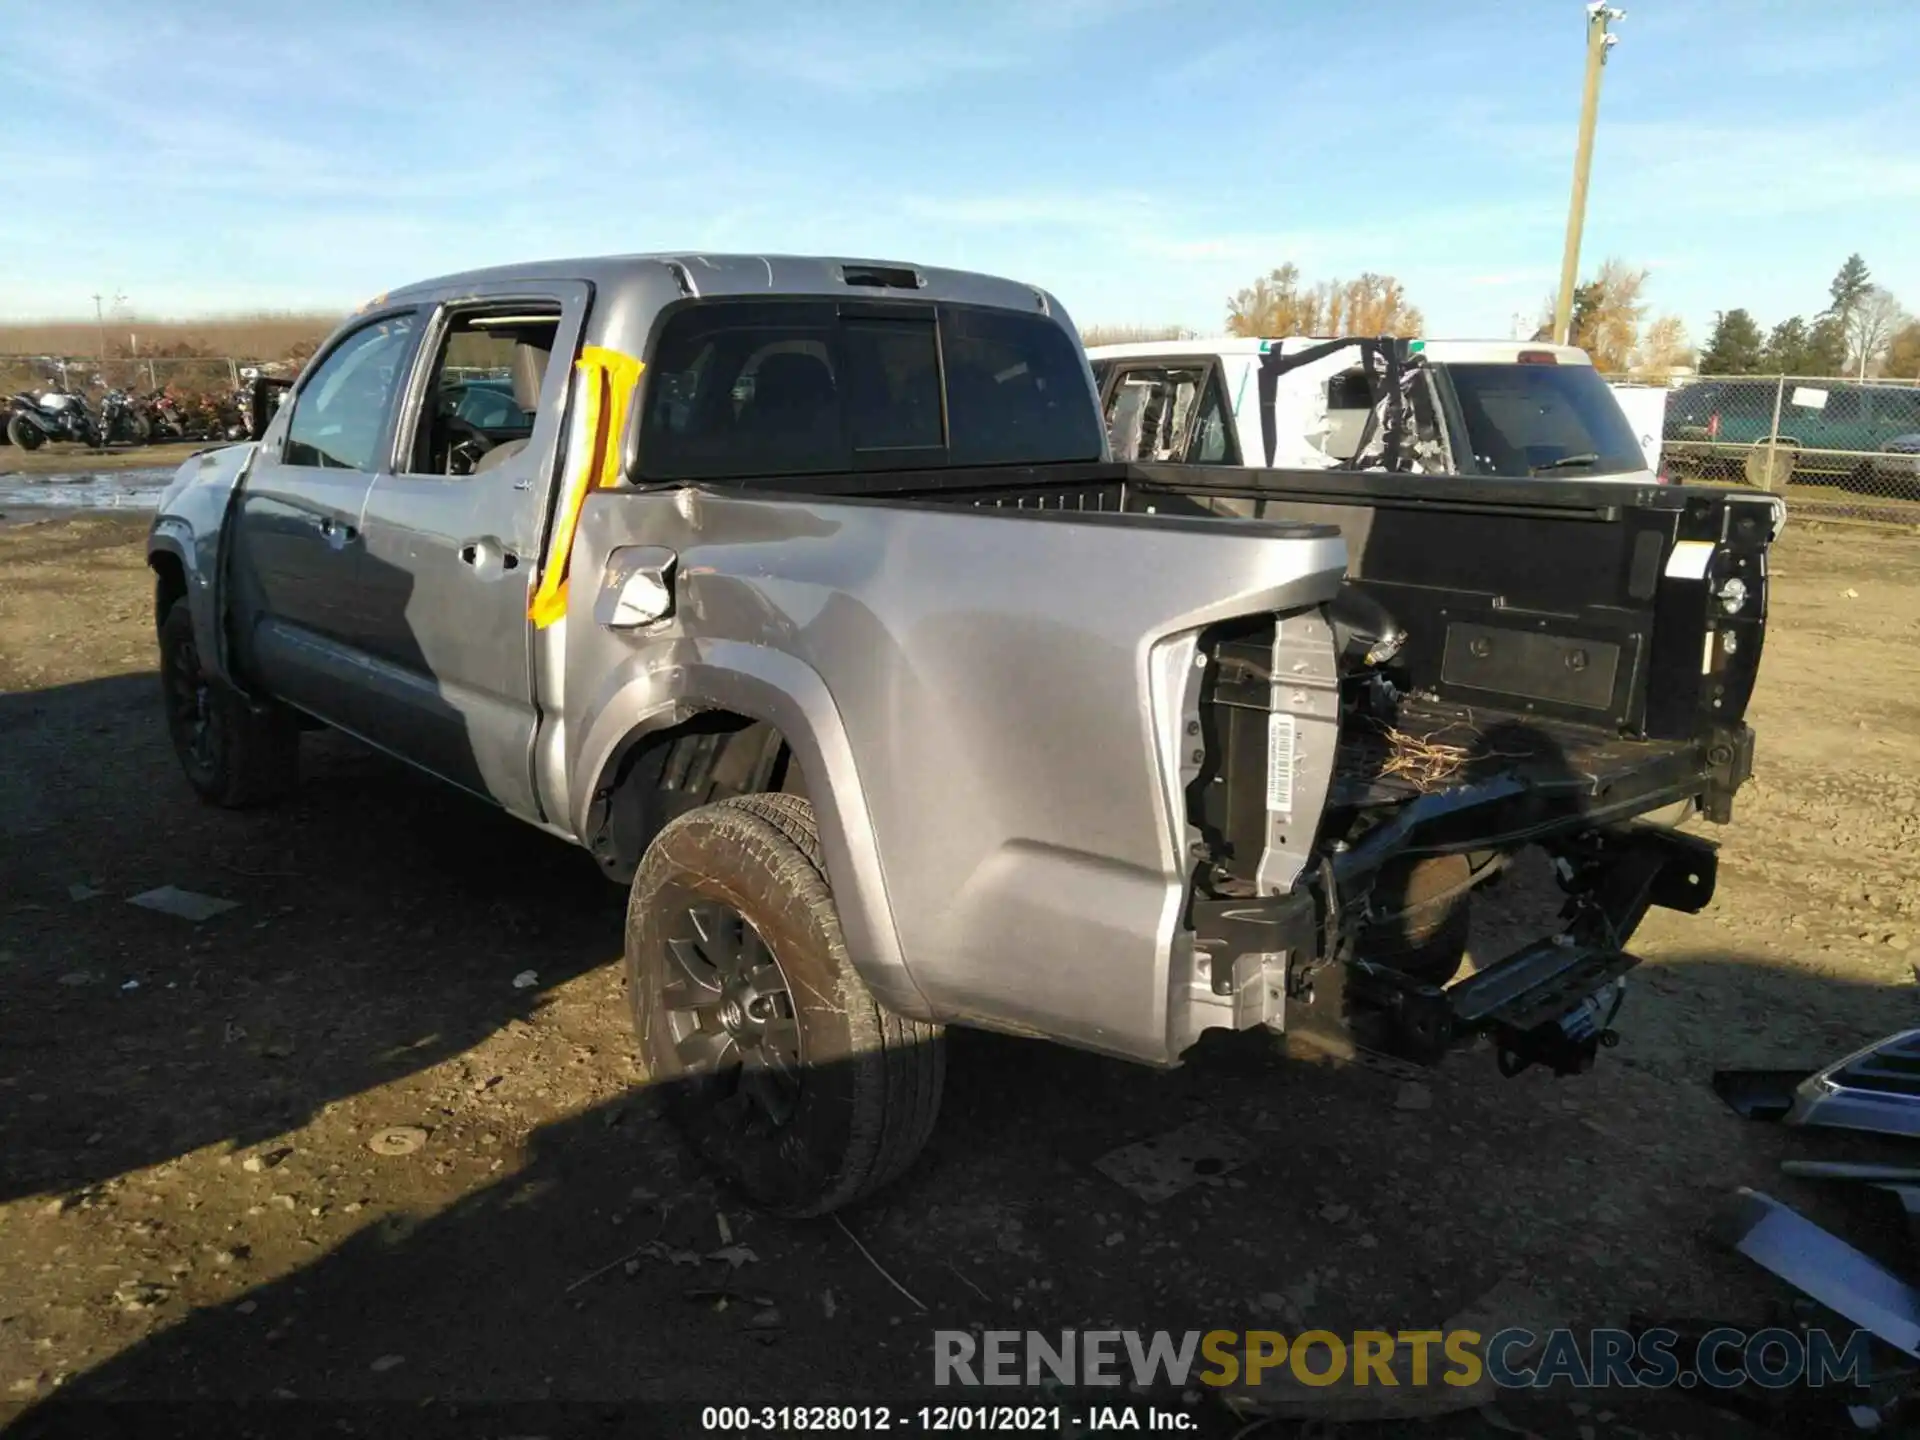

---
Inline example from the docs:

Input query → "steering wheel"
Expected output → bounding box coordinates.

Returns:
[443,416,495,476]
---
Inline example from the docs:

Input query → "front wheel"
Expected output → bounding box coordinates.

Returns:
[6,415,43,451]
[626,793,944,1216]
[128,412,152,445]
[158,598,300,807]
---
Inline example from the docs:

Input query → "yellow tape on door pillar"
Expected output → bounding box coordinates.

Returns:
[528,346,645,629]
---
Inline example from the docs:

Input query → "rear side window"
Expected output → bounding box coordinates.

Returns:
[1444,363,1647,477]
[635,299,1100,482]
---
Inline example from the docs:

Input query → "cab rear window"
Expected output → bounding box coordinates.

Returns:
[1445,363,1647,477]
[636,299,1101,482]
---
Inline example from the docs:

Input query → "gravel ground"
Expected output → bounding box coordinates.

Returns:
[1,512,1917,1439]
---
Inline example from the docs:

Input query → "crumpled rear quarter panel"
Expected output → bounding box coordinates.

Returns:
[562,488,1345,1063]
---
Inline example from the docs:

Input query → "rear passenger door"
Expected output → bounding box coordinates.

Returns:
[229,310,422,724]
[351,281,590,819]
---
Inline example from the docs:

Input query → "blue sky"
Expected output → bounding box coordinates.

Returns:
[4,0,1917,347]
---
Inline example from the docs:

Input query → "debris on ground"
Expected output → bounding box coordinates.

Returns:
[1714,1187,1920,1357]
[511,969,539,989]
[1094,1118,1250,1202]
[126,885,239,922]
[366,1126,429,1157]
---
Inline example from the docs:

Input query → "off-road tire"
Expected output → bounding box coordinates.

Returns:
[158,598,300,808]
[7,415,43,451]
[1358,853,1474,987]
[626,793,944,1216]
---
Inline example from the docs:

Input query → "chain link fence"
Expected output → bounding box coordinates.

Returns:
[0,353,296,400]
[1607,372,1920,527]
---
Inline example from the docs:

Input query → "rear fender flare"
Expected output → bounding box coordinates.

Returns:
[569,641,927,1021]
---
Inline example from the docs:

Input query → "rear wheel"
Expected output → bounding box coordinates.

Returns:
[625,794,944,1216]
[158,598,300,807]
[7,415,43,451]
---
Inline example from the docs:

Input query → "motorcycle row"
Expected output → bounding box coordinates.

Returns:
[4,374,272,451]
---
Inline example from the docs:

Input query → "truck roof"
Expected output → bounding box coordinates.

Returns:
[379,252,1061,316]
[1087,337,1597,366]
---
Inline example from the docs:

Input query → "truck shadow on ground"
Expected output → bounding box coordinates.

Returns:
[0,672,626,1205]
[10,950,1913,1440]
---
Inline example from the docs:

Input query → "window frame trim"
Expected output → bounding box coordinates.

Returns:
[390,296,568,479]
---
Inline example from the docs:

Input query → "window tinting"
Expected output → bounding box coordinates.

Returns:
[941,305,1102,467]
[1877,389,1920,427]
[1446,363,1647,477]
[635,300,1101,482]
[639,303,840,480]
[1823,387,1865,424]
[284,314,417,470]
[843,316,941,452]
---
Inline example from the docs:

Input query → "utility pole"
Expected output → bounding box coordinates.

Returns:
[90,290,126,367]
[1552,3,1624,347]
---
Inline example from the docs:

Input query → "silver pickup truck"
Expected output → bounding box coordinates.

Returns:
[148,254,1777,1215]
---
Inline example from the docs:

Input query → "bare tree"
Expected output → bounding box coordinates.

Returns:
[1634,314,1692,378]
[1844,286,1908,378]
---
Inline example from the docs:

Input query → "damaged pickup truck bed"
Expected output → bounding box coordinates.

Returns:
[147,253,1777,1214]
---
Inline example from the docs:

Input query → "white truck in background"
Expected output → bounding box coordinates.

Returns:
[1087,336,1664,483]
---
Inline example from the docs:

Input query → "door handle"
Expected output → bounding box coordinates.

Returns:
[317,516,357,545]
[458,538,520,572]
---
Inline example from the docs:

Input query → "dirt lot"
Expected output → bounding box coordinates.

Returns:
[1,511,1917,1437]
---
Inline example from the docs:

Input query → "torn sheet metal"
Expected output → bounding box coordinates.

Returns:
[1714,1187,1920,1358]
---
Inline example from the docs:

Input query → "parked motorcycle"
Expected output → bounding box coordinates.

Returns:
[6,389,101,450]
[96,388,153,447]
[141,389,189,441]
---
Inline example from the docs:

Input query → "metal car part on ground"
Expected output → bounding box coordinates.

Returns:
[1714,1029,1920,1138]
